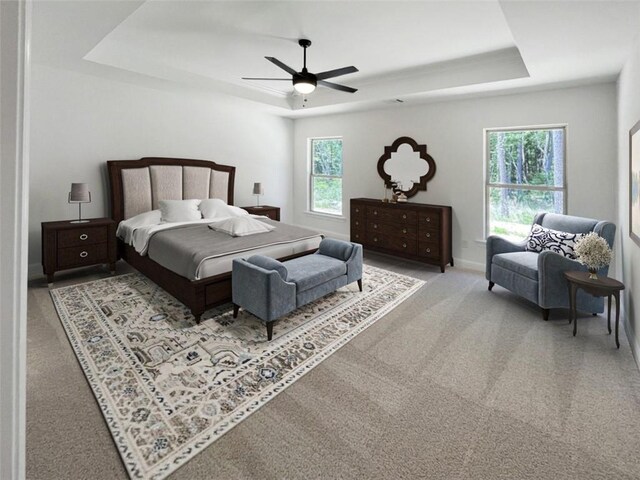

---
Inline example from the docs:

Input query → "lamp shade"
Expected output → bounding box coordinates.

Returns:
[252,182,264,195]
[69,183,90,203]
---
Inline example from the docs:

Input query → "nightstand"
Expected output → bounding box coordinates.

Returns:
[241,205,280,221]
[42,217,117,284]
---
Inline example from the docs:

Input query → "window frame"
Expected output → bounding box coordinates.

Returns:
[484,124,568,238]
[308,136,344,217]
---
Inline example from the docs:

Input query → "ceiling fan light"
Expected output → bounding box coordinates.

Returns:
[293,77,316,94]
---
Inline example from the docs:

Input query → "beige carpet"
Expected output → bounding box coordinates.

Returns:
[27,253,640,479]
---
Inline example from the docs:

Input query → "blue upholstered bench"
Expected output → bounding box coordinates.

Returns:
[232,238,363,340]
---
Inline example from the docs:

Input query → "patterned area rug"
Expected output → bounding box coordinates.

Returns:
[50,265,424,479]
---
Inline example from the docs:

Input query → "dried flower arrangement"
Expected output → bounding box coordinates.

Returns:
[574,232,613,279]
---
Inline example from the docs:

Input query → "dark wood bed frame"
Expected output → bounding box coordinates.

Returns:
[107,157,311,323]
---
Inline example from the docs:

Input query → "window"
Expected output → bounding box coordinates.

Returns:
[310,137,343,216]
[485,126,566,240]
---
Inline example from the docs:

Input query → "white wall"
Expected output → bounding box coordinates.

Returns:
[617,38,640,362]
[1,1,29,478]
[28,64,293,271]
[293,83,617,270]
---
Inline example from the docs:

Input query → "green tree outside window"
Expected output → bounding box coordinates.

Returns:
[486,127,566,240]
[311,138,343,215]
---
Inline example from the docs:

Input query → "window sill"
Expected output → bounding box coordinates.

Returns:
[303,211,347,222]
[475,238,487,245]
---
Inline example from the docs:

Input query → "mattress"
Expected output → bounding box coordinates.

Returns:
[117,217,323,280]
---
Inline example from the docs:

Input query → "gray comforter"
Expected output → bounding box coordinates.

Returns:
[146,218,321,280]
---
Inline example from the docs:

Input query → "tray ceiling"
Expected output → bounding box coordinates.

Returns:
[32,1,640,117]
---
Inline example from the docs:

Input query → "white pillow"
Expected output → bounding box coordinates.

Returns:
[159,199,201,223]
[116,209,162,243]
[208,216,275,237]
[120,209,161,228]
[200,198,249,219]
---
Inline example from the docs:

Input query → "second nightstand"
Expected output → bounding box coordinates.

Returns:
[42,217,117,284]
[241,205,280,221]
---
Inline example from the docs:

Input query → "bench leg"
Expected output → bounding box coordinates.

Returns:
[488,281,495,291]
[357,279,363,292]
[233,304,240,318]
[266,322,274,341]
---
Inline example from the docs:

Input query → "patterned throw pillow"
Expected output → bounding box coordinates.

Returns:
[525,224,586,259]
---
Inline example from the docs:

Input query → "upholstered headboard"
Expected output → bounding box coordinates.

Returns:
[107,157,236,225]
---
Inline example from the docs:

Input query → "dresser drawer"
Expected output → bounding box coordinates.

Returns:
[368,233,417,255]
[57,243,108,269]
[417,241,440,259]
[418,211,440,227]
[352,217,365,229]
[351,230,365,243]
[58,226,108,247]
[367,220,417,239]
[367,206,416,224]
[351,204,365,216]
[418,226,440,241]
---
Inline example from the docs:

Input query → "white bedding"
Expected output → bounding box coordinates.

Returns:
[116,213,322,280]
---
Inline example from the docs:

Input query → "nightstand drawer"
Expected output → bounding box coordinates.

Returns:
[58,244,108,269]
[58,226,108,247]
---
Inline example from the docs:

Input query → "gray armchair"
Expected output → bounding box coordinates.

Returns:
[486,213,616,319]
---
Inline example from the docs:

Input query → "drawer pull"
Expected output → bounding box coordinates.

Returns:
[373,224,378,229]
[355,221,359,226]
[426,248,431,253]
[79,234,88,240]
[426,217,431,222]
[80,251,88,258]
[355,208,359,213]
[426,232,431,238]
[355,234,360,239]
[373,237,378,242]
[373,210,378,216]
[402,228,407,234]
[402,214,407,219]
[403,243,407,248]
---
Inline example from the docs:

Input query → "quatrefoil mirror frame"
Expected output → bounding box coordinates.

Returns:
[376,136,436,198]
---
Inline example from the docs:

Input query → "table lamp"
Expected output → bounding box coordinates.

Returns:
[253,182,264,207]
[68,183,91,223]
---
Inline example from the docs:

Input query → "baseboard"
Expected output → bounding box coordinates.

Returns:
[452,258,484,272]
[624,313,640,370]
[28,263,43,281]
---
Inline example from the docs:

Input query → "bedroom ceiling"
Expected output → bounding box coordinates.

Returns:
[32,1,640,117]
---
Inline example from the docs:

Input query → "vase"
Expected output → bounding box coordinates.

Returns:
[588,268,598,280]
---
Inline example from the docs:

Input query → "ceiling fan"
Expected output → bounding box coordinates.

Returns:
[242,39,359,94]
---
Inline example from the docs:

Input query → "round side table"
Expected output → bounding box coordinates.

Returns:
[564,271,625,348]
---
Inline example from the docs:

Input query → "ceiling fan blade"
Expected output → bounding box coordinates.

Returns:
[318,80,358,93]
[265,57,297,76]
[315,66,358,81]
[242,77,291,81]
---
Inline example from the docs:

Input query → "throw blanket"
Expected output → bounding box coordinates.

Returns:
[146,219,321,280]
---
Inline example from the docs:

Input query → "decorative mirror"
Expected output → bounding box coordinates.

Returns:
[377,136,436,198]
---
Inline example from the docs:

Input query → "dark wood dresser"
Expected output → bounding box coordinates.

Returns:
[42,217,117,283]
[350,198,453,272]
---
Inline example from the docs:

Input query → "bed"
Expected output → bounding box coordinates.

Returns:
[107,157,321,322]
